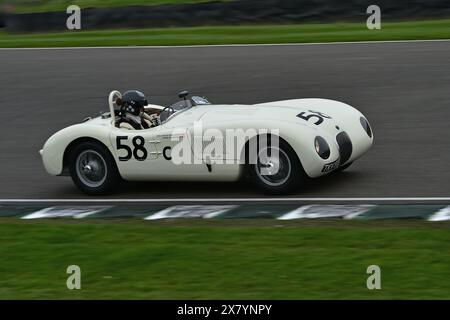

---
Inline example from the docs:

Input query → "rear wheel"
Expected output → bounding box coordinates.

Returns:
[247,138,307,195]
[68,141,120,195]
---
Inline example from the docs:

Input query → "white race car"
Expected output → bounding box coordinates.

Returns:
[40,90,373,195]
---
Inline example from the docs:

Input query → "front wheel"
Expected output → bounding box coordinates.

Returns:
[68,141,120,195]
[247,139,307,195]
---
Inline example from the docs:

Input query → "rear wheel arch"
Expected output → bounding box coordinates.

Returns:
[62,137,117,175]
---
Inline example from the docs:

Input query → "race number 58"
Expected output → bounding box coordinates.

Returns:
[116,136,147,161]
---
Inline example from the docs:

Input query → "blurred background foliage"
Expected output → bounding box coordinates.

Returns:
[0,0,228,13]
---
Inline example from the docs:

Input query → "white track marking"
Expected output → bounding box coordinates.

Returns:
[21,206,111,219]
[427,206,450,221]
[0,39,449,50]
[343,205,376,219]
[202,205,238,218]
[278,205,375,220]
[144,205,236,220]
[2,198,450,203]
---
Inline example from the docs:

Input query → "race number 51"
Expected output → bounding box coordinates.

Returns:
[296,110,332,125]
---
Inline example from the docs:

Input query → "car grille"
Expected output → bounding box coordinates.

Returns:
[336,132,353,164]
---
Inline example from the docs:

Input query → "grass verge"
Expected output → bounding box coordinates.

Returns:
[0,218,449,299]
[0,19,450,48]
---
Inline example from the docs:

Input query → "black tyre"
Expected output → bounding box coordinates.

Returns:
[68,141,120,195]
[247,138,307,195]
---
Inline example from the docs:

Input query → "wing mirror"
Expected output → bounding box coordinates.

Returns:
[178,90,191,108]
[178,90,189,99]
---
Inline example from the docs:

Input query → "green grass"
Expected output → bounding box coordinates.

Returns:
[2,0,226,13]
[0,219,449,299]
[1,19,450,48]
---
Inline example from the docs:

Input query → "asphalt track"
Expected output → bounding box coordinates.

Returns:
[0,41,450,199]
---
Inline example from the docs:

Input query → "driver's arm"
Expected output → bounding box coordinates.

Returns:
[144,108,162,115]
[141,111,161,127]
[119,122,134,130]
[142,111,154,121]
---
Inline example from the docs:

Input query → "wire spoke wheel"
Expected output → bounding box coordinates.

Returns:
[255,147,292,187]
[247,138,305,195]
[75,149,107,188]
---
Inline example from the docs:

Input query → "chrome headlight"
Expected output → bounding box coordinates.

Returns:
[360,117,372,138]
[314,136,330,159]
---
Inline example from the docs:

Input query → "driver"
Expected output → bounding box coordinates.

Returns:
[116,90,160,130]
